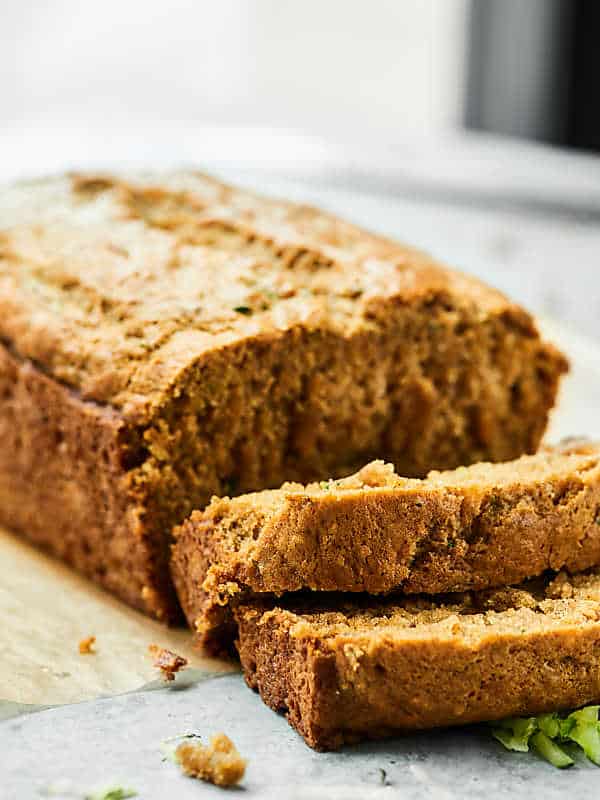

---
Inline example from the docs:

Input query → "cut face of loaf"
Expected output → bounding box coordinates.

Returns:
[236,569,600,750]
[0,171,567,619]
[172,441,600,652]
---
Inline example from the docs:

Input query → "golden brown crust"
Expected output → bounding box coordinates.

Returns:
[172,443,600,652]
[236,569,600,750]
[0,171,526,413]
[0,170,568,619]
[0,341,176,619]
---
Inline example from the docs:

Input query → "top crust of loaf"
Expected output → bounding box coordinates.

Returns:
[170,440,600,654]
[0,170,552,420]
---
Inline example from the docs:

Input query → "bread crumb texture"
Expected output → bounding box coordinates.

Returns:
[175,733,246,787]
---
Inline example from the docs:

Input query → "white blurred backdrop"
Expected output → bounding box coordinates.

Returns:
[2,0,600,342]
[2,0,468,139]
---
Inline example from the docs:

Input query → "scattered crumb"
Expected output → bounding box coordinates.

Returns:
[175,733,246,787]
[148,644,188,681]
[78,636,96,655]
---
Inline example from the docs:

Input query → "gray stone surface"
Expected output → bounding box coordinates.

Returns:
[2,673,598,799]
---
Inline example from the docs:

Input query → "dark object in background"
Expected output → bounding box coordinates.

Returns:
[566,2,600,151]
[467,0,600,153]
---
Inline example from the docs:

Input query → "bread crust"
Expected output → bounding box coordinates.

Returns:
[0,341,176,618]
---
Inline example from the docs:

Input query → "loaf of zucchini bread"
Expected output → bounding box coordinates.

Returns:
[236,569,600,750]
[172,440,600,652]
[0,171,567,619]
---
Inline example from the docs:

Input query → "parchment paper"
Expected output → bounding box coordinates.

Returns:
[0,532,234,706]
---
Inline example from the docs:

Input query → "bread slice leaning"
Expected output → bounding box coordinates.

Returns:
[236,569,600,750]
[171,440,600,652]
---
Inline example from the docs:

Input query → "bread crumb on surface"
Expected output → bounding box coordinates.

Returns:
[78,636,96,655]
[175,733,246,787]
[148,644,188,681]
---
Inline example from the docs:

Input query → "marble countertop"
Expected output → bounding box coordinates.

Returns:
[7,671,600,800]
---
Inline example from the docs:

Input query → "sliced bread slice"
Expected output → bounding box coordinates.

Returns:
[172,440,600,653]
[236,569,600,749]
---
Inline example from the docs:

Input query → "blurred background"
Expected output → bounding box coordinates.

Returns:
[2,0,600,339]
